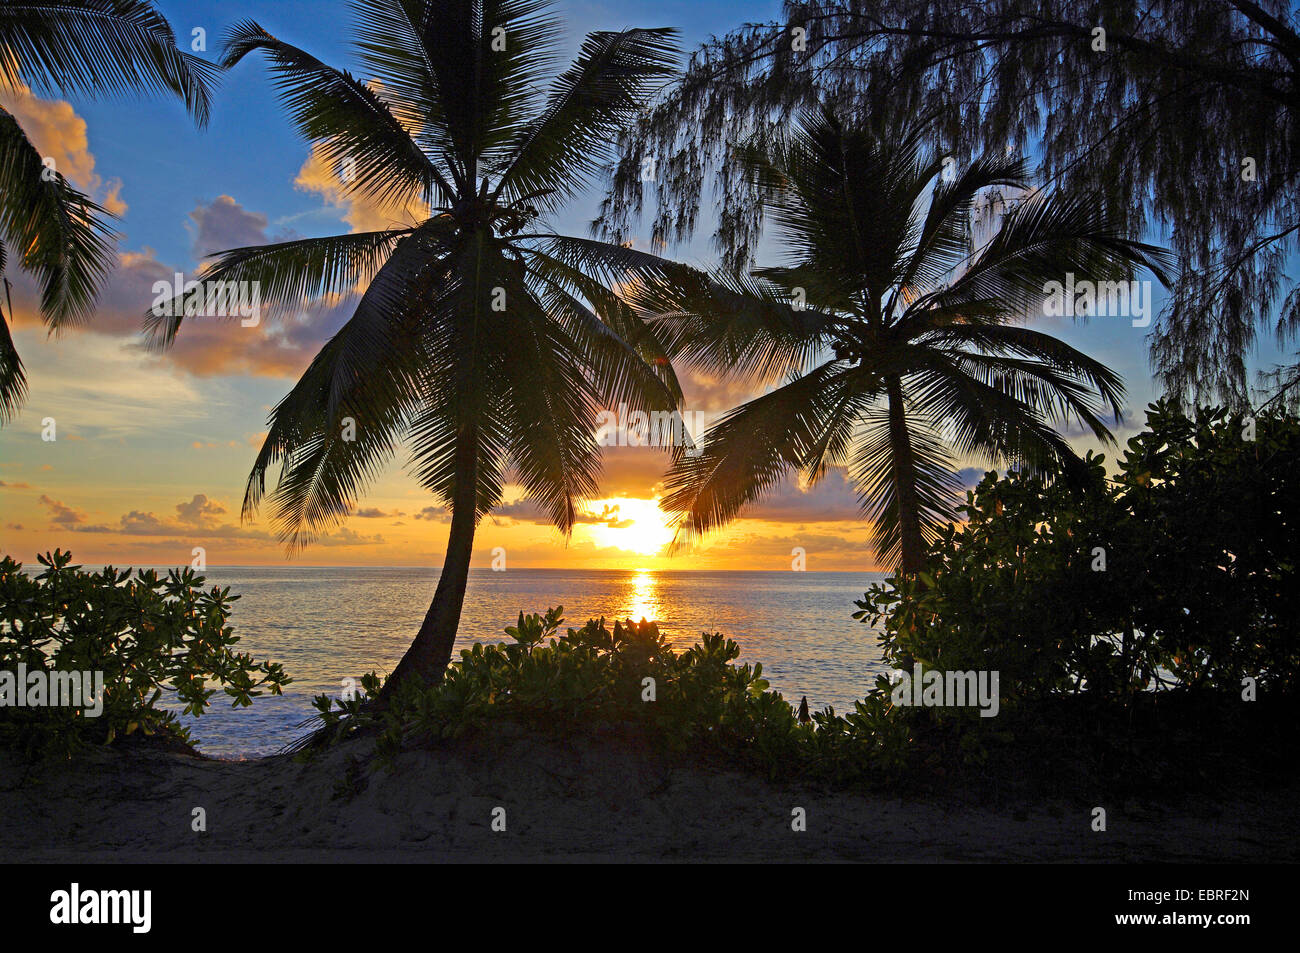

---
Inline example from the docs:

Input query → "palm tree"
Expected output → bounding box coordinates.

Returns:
[148,0,695,692]
[644,107,1175,575]
[0,0,217,421]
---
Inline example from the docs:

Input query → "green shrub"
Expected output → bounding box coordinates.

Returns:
[311,608,911,785]
[857,400,1300,706]
[0,549,291,758]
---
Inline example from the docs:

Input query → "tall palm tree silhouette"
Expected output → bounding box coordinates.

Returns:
[647,108,1174,573]
[151,0,698,691]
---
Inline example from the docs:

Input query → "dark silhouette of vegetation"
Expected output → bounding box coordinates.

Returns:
[639,107,1171,572]
[859,401,1299,699]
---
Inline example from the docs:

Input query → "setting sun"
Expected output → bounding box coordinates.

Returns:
[584,497,676,555]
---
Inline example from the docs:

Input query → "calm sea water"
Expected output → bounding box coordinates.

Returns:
[167,567,888,757]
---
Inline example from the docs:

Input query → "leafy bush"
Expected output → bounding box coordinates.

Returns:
[857,400,1300,706]
[311,608,912,784]
[1,549,291,758]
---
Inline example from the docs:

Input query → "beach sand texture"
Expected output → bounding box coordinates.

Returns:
[5,734,1296,863]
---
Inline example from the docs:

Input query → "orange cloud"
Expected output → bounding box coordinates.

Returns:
[37,494,86,526]
[294,141,428,233]
[0,82,127,214]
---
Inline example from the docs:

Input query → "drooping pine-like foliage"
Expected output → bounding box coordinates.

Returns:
[596,0,1300,409]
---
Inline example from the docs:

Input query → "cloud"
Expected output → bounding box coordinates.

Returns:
[38,495,86,526]
[0,481,32,490]
[489,497,634,527]
[316,526,386,546]
[294,141,428,233]
[175,494,227,527]
[0,82,127,215]
[38,493,262,541]
[689,528,875,568]
[575,502,635,528]
[491,497,545,523]
[2,188,352,379]
[189,194,291,261]
[8,328,208,437]
[7,194,357,381]
[592,444,673,497]
[955,467,990,490]
[737,466,865,523]
[352,507,403,518]
[679,366,766,414]
[413,506,446,521]
[76,509,272,540]
[117,511,170,534]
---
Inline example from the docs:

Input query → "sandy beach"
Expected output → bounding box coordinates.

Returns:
[4,734,1296,863]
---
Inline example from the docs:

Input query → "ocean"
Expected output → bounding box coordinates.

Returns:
[170,567,891,757]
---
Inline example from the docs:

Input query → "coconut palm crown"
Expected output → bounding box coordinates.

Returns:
[644,107,1176,574]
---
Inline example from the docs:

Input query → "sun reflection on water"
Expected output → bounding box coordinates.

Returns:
[626,569,661,623]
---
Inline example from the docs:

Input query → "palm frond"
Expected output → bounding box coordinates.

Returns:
[661,361,855,547]
[905,355,1092,471]
[913,190,1178,320]
[920,322,1127,422]
[734,107,931,298]
[221,18,445,209]
[893,152,1029,297]
[496,278,603,532]
[0,294,26,423]
[243,225,457,547]
[633,266,834,384]
[144,228,416,348]
[0,106,117,329]
[494,27,678,211]
[521,246,683,412]
[850,404,961,569]
[0,0,218,124]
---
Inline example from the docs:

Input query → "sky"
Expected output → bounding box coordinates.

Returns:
[0,0,1285,572]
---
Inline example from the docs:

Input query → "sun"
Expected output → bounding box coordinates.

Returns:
[585,497,675,555]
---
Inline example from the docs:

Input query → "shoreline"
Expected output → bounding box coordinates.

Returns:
[5,734,1297,863]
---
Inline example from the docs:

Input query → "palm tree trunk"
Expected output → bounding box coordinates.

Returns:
[379,428,479,700]
[885,376,926,575]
